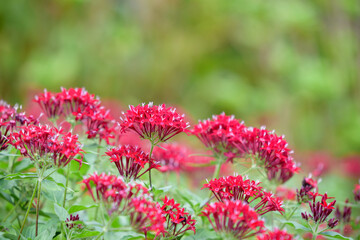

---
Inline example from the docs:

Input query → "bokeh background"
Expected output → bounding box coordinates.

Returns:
[1,1,360,178]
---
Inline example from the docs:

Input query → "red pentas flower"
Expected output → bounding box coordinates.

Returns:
[257,228,294,240]
[105,145,160,181]
[301,192,336,225]
[354,183,360,202]
[8,124,83,168]
[230,127,299,183]
[157,196,196,238]
[297,177,318,203]
[120,103,189,143]
[152,143,191,173]
[65,214,83,230]
[201,200,265,239]
[189,113,246,160]
[83,173,150,216]
[202,175,284,215]
[128,197,165,237]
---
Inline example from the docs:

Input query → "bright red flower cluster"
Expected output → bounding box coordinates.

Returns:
[301,192,336,224]
[257,228,294,240]
[0,101,38,151]
[157,196,196,238]
[8,124,83,168]
[34,88,115,144]
[201,200,265,239]
[189,113,246,158]
[203,175,284,215]
[152,143,190,173]
[83,173,150,215]
[120,103,189,142]
[105,145,160,181]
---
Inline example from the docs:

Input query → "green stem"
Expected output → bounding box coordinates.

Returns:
[212,160,222,180]
[63,164,70,208]
[18,181,39,240]
[148,141,156,190]
[35,179,42,237]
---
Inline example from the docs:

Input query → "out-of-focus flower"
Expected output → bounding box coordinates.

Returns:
[9,124,83,168]
[65,214,83,230]
[157,196,196,238]
[230,127,299,183]
[152,143,190,173]
[202,175,284,215]
[257,228,294,240]
[201,200,265,239]
[335,199,352,224]
[301,192,336,225]
[276,186,296,201]
[106,145,159,181]
[120,103,189,143]
[342,155,360,179]
[128,197,165,237]
[189,113,245,161]
[82,173,150,216]
[354,183,360,202]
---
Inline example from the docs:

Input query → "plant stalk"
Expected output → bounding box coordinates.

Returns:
[63,164,70,208]
[148,141,156,190]
[35,179,42,237]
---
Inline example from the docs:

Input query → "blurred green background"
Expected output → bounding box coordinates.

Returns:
[0,0,359,158]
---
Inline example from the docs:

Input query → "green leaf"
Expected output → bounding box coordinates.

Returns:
[320,231,353,240]
[182,229,219,240]
[72,230,101,239]
[42,179,64,203]
[105,231,144,240]
[5,173,37,180]
[281,220,311,232]
[54,203,69,221]
[14,158,33,172]
[68,204,97,214]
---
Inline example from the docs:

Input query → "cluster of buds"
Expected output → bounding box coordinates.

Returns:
[105,145,160,181]
[201,200,265,239]
[157,196,196,238]
[65,214,83,230]
[296,176,319,203]
[0,100,39,151]
[82,173,150,215]
[257,228,294,240]
[301,192,338,228]
[34,88,115,144]
[120,103,189,143]
[203,175,284,215]
[8,124,83,168]
[335,199,352,224]
[190,113,299,183]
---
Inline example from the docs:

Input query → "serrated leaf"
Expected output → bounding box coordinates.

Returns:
[54,203,68,221]
[320,231,353,240]
[281,220,311,232]
[68,204,97,214]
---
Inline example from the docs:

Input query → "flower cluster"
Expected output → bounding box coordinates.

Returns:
[120,103,189,142]
[8,124,83,168]
[105,145,160,181]
[203,175,284,215]
[34,88,115,143]
[65,214,83,230]
[354,183,360,202]
[190,114,299,183]
[301,192,337,226]
[152,143,191,173]
[276,186,296,201]
[82,173,150,215]
[257,228,294,240]
[0,101,38,151]
[335,199,352,224]
[157,196,196,238]
[296,177,318,203]
[201,200,265,239]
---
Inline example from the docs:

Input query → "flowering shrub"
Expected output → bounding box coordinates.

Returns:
[0,87,358,240]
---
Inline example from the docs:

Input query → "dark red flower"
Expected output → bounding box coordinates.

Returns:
[301,192,336,224]
[257,228,294,240]
[296,177,318,204]
[157,196,196,238]
[201,200,265,239]
[335,199,352,224]
[106,145,160,181]
[189,113,246,160]
[152,143,191,173]
[65,214,83,230]
[327,218,339,229]
[230,127,299,183]
[354,183,360,202]
[8,124,83,168]
[120,103,189,143]
[202,175,284,215]
[128,197,165,237]
[83,173,150,216]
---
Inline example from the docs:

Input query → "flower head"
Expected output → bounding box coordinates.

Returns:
[189,113,245,160]
[157,196,196,238]
[301,192,336,225]
[106,145,160,181]
[297,177,319,203]
[9,124,83,168]
[257,228,294,240]
[335,199,352,224]
[152,143,190,173]
[354,183,360,202]
[120,103,189,142]
[201,200,265,239]
[65,214,83,230]
[202,175,284,215]
[276,186,296,201]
